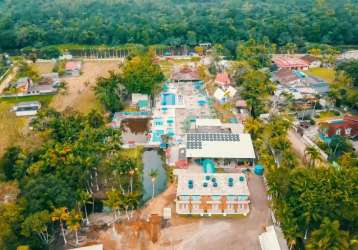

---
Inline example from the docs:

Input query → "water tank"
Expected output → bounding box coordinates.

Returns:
[254,164,264,176]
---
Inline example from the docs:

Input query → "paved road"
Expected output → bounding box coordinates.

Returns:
[0,66,17,93]
[288,129,307,159]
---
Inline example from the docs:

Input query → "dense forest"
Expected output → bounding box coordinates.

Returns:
[0,0,358,50]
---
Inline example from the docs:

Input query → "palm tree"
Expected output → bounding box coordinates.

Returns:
[304,146,323,168]
[149,169,159,199]
[244,118,263,140]
[306,218,350,250]
[65,209,82,247]
[124,160,137,193]
[78,190,91,225]
[104,189,122,222]
[51,207,69,245]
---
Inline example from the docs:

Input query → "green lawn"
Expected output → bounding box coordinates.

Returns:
[317,110,341,118]
[305,68,336,84]
[0,95,54,106]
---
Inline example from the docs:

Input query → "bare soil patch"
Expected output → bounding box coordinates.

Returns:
[50,60,121,113]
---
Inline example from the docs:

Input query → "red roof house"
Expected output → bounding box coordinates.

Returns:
[215,72,231,87]
[65,61,82,76]
[300,55,321,68]
[272,68,301,85]
[272,56,309,70]
[320,115,358,138]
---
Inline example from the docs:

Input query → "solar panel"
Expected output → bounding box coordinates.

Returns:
[187,133,240,144]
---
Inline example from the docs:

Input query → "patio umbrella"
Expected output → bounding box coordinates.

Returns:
[198,99,206,106]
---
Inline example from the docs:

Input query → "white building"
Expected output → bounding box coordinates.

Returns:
[11,101,41,117]
[185,132,256,167]
[176,173,250,215]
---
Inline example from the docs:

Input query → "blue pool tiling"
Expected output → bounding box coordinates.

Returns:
[167,128,175,138]
[152,130,164,142]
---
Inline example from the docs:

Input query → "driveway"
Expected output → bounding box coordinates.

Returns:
[288,129,307,159]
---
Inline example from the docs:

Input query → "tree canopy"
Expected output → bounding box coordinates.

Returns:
[0,0,357,50]
[121,52,164,95]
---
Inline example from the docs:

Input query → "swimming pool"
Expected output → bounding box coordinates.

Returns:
[152,130,164,142]
[161,93,176,106]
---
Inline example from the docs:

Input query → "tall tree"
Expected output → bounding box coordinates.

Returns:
[65,209,82,247]
[149,169,159,199]
[306,218,350,250]
[94,71,126,113]
[121,52,164,95]
[51,207,69,245]
[21,211,53,246]
[304,146,323,168]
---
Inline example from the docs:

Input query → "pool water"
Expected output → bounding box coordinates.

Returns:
[161,93,176,105]
[142,150,167,202]
[152,130,164,142]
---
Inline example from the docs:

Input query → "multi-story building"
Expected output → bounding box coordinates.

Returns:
[175,173,250,216]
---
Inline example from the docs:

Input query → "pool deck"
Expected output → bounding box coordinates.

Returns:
[148,80,214,147]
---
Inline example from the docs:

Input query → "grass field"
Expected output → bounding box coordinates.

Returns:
[1,95,54,105]
[31,61,55,74]
[0,100,46,157]
[305,67,336,84]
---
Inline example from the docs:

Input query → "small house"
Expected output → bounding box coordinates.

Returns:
[272,56,309,70]
[39,73,60,87]
[215,72,231,87]
[213,88,227,103]
[213,86,237,103]
[11,101,41,117]
[65,61,82,76]
[337,50,358,62]
[131,93,150,111]
[271,69,301,86]
[29,84,57,94]
[301,76,329,95]
[300,55,321,68]
[175,173,250,216]
[12,77,32,93]
[319,115,358,138]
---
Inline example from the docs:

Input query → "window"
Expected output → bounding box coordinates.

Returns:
[345,128,352,135]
